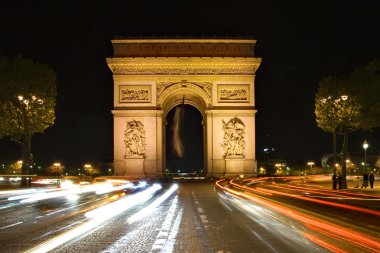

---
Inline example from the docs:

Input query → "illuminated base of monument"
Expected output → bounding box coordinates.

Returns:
[208,158,257,178]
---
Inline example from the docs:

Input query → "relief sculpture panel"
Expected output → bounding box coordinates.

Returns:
[217,84,250,102]
[157,82,212,97]
[119,85,151,103]
[124,120,146,158]
[221,117,246,158]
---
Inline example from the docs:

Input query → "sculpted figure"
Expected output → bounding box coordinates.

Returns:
[124,120,146,158]
[222,117,246,157]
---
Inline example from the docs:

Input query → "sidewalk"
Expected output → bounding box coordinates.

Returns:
[305,175,380,195]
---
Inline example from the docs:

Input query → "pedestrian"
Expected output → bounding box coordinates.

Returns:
[369,172,375,188]
[332,173,338,190]
[361,172,369,188]
[337,172,342,189]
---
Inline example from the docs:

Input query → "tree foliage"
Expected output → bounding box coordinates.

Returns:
[0,55,57,141]
[0,55,56,184]
[315,59,380,135]
[315,59,380,188]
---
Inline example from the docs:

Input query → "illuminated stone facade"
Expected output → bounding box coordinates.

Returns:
[107,39,261,178]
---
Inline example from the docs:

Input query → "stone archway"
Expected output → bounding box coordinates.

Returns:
[160,83,208,176]
[107,39,261,178]
[165,103,204,176]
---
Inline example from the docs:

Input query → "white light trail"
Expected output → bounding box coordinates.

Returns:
[0,189,37,195]
[150,196,182,252]
[162,208,183,253]
[95,182,133,195]
[0,221,23,230]
[25,184,162,253]
[127,183,178,224]
[86,183,162,220]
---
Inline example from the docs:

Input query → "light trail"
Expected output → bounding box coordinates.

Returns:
[255,187,380,216]
[25,184,162,253]
[304,233,348,253]
[95,182,133,194]
[272,182,380,199]
[85,183,161,219]
[233,178,380,214]
[267,183,380,201]
[103,186,181,253]
[150,196,182,252]
[0,189,38,195]
[0,221,23,230]
[216,188,322,252]
[127,183,178,224]
[242,176,380,199]
[4,180,138,204]
[215,179,380,252]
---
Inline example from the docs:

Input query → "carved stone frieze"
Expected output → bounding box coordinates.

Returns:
[112,40,257,58]
[157,82,212,98]
[109,64,258,75]
[221,117,246,158]
[124,120,146,158]
[113,75,254,83]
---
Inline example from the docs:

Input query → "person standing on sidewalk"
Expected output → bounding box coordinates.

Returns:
[369,172,375,188]
[337,172,343,189]
[361,172,369,188]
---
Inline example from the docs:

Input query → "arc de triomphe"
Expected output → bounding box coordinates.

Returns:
[107,39,261,178]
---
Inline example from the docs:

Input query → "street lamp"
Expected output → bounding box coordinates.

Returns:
[321,95,349,172]
[17,94,44,186]
[53,162,61,175]
[275,163,283,175]
[84,164,92,176]
[363,139,369,172]
[307,162,314,170]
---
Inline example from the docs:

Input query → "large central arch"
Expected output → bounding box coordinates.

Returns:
[161,83,208,175]
[160,82,209,116]
[165,103,204,175]
[107,39,261,178]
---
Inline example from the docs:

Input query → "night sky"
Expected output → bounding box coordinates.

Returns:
[0,1,379,167]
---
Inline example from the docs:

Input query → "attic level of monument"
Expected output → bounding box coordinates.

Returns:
[111,39,257,58]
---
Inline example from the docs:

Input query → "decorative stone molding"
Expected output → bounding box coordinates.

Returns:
[124,120,146,158]
[111,39,257,58]
[157,82,212,98]
[108,63,258,75]
[113,75,254,84]
[221,117,246,158]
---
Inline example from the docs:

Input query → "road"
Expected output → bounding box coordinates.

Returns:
[0,176,379,252]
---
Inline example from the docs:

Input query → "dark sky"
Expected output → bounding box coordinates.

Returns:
[0,0,379,167]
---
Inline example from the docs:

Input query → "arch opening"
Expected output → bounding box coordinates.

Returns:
[165,104,204,176]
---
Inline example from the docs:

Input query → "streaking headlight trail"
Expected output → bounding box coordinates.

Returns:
[127,183,178,224]
[25,183,162,253]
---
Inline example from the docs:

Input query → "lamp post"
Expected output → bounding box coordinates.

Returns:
[53,162,61,176]
[84,164,92,176]
[18,95,32,186]
[363,139,369,172]
[321,95,348,173]
[18,95,44,186]
[275,163,283,175]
